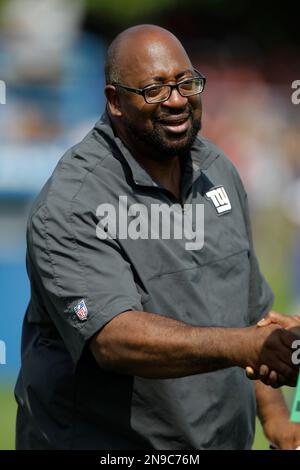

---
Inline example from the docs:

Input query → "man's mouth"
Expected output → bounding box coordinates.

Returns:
[156,115,191,134]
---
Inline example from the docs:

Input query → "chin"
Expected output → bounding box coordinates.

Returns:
[125,117,201,159]
[154,141,193,158]
[164,132,191,146]
[155,129,198,156]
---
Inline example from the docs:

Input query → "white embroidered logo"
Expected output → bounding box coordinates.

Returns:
[205,186,231,214]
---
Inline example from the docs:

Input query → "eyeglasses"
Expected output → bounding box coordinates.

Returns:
[112,69,206,104]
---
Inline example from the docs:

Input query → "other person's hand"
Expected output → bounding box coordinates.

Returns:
[242,322,299,387]
[246,311,300,387]
[257,311,300,331]
[263,415,300,450]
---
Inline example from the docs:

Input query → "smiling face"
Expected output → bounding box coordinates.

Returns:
[105,26,203,160]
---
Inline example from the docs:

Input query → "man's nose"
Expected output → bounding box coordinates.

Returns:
[161,87,188,108]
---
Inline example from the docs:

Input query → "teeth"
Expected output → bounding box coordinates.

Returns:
[164,119,186,125]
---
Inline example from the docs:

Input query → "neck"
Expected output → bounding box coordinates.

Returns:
[135,151,182,200]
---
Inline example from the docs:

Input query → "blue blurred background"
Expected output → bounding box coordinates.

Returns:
[0,0,300,450]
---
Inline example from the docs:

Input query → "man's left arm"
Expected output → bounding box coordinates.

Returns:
[255,380,300,449]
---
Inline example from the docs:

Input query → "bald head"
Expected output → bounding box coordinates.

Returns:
[104,25,203,161]
[105,25,190,85]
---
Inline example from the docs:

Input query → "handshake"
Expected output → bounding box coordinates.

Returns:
[244,311,300,388]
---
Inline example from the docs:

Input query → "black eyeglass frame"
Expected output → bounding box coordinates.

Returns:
[111,69,206,104]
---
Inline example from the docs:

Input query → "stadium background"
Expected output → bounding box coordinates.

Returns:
[0,0,300,450]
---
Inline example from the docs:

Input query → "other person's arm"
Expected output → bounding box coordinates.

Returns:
[255,380,300,449]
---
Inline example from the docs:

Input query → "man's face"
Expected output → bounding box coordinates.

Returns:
[114,39,203,159]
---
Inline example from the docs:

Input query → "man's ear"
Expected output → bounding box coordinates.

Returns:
[105,85,122,117]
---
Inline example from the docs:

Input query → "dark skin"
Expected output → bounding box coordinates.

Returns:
[105,27,202,202]
[90,25,300,448]
[247,311,300,386]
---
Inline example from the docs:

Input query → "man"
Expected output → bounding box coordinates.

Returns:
[15,24,300,450]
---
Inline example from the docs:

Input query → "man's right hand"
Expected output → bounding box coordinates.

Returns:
[244,312,300,387]
[240,322,299,387]
[90,308,298,382]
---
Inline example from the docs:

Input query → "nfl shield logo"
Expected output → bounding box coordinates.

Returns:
[74,299,88,321]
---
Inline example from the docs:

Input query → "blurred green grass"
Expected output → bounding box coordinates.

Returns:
[0,385,17,450]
